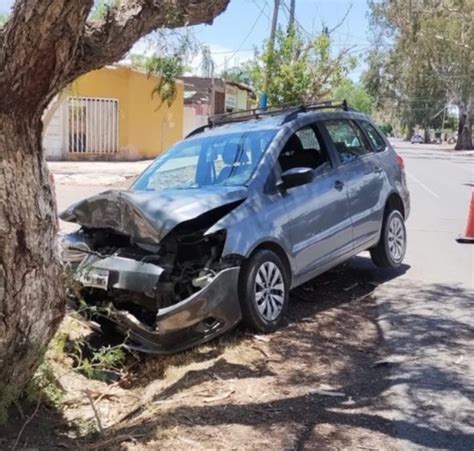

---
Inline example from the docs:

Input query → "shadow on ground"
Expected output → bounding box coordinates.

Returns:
[1,256,473,450]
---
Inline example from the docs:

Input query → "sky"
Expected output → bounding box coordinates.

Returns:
[0,0,373,80]
[187,0,373,80]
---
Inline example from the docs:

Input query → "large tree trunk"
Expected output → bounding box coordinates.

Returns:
[423,128,431,144]
[0,0,230,408]
[0,114,64,394]
[455,104,473,150]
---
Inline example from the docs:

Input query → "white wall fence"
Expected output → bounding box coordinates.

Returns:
[43,96,119,159]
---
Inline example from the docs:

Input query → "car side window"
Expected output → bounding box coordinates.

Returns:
[360,121,386,152]
[324,119,372,164]
[278,125,330,173]
[296,127,321,150]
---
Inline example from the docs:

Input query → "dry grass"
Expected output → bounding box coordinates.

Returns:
[0,256,404,450]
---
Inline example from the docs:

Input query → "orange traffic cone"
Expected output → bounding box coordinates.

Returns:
[456,190,474,244]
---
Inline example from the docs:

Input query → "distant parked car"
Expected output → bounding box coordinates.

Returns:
[448,135,457,144]
[410,134,424,144]
[60,101,410,353]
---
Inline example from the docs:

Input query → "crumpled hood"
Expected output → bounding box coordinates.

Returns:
[60,187,247,244]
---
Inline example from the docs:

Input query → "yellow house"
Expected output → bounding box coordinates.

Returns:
[43,65,184,160]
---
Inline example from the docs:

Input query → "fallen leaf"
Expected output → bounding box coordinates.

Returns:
[343,283,358,291]
[202,389,235,404]
[309,389,346,397]
[252,335,271,343]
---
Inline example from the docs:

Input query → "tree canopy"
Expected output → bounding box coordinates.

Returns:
[246,26,357,105]
[365,0,473,148]
[333,79,374,114]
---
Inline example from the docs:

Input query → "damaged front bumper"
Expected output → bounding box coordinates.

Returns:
[69,255,242,354]
[106,267,241,353]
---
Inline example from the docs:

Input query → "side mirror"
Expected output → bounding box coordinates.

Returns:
[280,167,314,190]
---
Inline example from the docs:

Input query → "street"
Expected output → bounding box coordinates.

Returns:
[51,142,473,448]
[394,139,473,286]
[53,141,473,288]
[373,140,474,449]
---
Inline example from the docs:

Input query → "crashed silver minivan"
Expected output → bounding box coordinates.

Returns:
[60,102,410,353]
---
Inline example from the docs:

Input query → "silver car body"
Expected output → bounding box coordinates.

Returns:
[61,109,410,352]
[198,110,409,287]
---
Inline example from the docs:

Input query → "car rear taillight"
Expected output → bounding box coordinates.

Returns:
[396,154,405,171]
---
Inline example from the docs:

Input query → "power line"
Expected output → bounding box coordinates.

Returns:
[251,0,271,21]
[211,48,253,55]
[217,6,266,69]
[281,0,312,37]
[288,0,296,30]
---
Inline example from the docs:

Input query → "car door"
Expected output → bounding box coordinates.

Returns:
[275,123,353,278]
[322,118,385,250]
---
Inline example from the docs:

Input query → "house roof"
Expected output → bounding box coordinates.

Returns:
[106,64,184,85]
[224,79,254,94]
[179,76,225,105]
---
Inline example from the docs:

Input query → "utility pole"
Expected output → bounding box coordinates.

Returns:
[260,0,280,110]
[288,0,296,31]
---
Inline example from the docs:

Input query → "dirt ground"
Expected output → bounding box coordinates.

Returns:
[0,257,406,450]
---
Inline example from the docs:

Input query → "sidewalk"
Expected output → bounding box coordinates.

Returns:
[389,138,474,156]
[48,160,153,185]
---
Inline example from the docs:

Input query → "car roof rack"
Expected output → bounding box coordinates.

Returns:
[208,99,352,127]
[185,99,354,138]
[280,99,353,123]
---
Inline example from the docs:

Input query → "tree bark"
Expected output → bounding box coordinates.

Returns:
[0,114,63,393]
[403,124,413,141]
[0,0,230,409]
[455,103,473,151]
[423,128,431,144]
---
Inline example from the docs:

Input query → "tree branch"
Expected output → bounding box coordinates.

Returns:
[327,4,352,35]
[0,0,229,116]
[70,0,230,80]
[0,0,94,114]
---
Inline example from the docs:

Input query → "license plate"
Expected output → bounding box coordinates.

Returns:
[78,268,109,290]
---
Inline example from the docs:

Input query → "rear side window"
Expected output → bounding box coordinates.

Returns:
[360,121,386,152]
[323,119,372,164]
[278,125,330,173]
[296,127,321,150]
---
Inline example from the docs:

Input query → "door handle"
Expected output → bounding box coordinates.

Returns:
[374,166,383,174]
[335,180,344,191]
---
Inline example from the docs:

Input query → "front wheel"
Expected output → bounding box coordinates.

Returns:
[370,209,407,268]
[238,250,290,333]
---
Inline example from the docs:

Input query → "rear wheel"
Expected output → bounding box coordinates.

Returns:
[238,250,289,333]
[370,209,406,268]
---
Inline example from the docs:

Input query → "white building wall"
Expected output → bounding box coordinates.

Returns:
[43,101,67,160]
[183,106,209,138]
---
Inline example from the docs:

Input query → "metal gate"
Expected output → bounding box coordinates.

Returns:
[68,97,119,154]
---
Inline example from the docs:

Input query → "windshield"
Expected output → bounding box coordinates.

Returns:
[133,130,276,191]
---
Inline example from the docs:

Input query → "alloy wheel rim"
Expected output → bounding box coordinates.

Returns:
[388,215,405,262]
[254,261,285,321]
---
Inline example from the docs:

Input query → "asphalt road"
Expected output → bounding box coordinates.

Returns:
[52,142,473,449]
[372,139,473,450]
[395,140,473,287]
[55,184,107,233]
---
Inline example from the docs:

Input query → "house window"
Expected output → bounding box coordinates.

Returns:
[68,97,119,154]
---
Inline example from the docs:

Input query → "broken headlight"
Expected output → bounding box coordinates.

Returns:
[60,232,94,263]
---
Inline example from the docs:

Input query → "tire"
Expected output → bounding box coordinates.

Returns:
[238,249,290,333]
[370,209,407,268]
